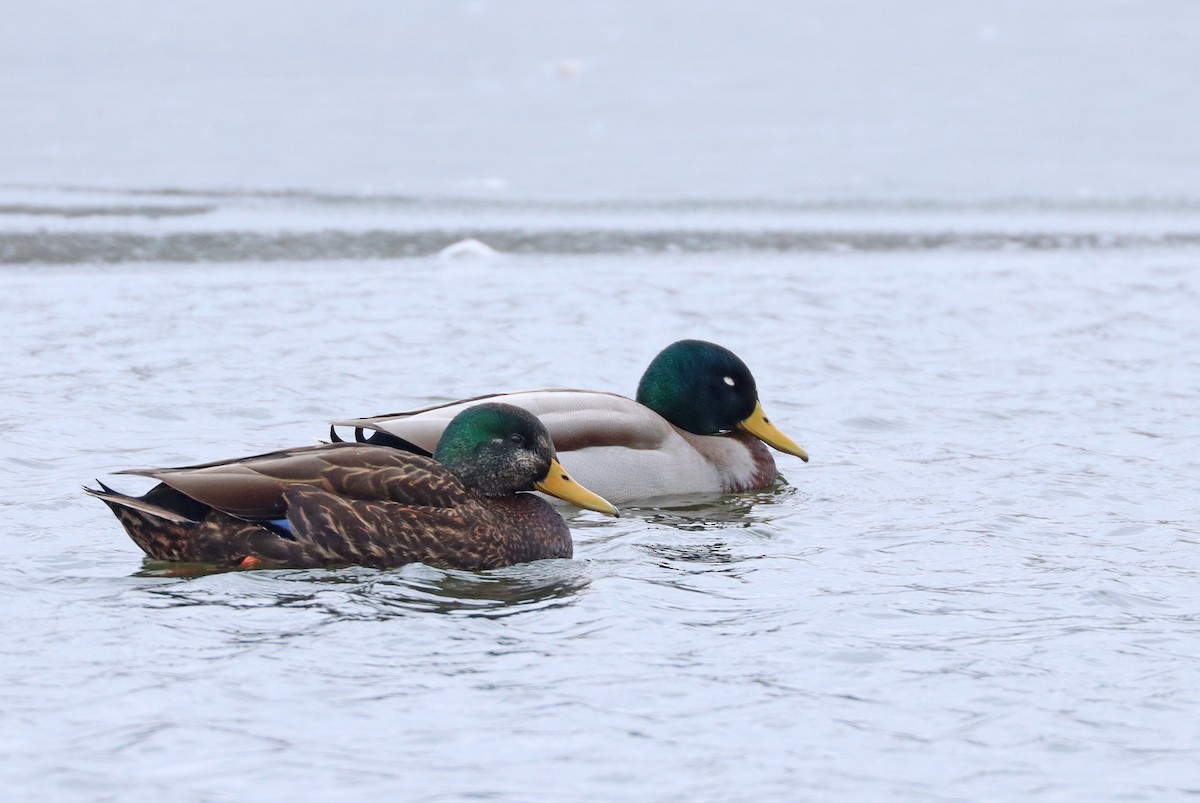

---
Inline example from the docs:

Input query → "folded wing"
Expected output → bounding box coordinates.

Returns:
[122,443,469,522]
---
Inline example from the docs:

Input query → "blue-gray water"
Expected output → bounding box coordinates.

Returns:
[3,227,1199,800]
[4,2,1200,800]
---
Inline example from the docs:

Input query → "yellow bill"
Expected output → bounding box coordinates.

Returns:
[535,458,620,516]
[738,401,810,462]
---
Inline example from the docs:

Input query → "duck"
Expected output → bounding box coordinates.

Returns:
[334,340,809,504]
[87,404,618,570]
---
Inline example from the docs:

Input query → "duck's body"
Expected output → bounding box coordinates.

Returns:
[337,389,777,502]
[336,340,808,505]
[89,405,617,570]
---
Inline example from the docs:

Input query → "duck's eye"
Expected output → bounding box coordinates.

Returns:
[509,432,525,447]
[723,376,736,387]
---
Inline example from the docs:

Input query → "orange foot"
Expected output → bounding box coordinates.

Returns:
[238,555,263,569]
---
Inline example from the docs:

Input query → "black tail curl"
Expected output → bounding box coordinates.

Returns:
[326,425,431,456]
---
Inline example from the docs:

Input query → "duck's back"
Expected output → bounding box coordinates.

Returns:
[337,390,740,503]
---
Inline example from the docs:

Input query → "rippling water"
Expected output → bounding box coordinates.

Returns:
[3,192,1199,799]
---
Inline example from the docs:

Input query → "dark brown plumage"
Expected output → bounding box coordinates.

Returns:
[87,404,618,570]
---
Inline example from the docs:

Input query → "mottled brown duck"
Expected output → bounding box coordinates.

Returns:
[334,339,809,503]
[88,404,618,570]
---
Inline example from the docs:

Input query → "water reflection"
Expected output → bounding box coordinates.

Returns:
[358,562,591,618]
[618,481,797,532]
[135,559,590,619]
[638,541,737,565]
[577,483,798,566]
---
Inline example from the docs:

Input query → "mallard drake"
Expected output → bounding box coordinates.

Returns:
[87,404,618,570]
[334,340,809,503]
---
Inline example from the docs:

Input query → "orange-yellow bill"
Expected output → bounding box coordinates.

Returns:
[738,401,809,462]
[535,458,620,516]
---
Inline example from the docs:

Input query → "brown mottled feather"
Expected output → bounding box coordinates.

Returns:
[90,443,571,570]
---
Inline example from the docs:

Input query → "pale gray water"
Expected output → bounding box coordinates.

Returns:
[4,1,1200,800]
[2,227,1199,800]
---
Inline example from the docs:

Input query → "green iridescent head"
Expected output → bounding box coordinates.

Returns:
[434,403,619,513]
[435,404,554,495]
[635,340,760,433]
[635,340,809,460]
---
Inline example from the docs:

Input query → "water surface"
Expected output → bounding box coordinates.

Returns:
[4,1,1200,798]
[2,209,1199,799]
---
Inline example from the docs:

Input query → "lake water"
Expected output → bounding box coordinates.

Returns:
[4,2,1200,800]
[3,193,1199,799]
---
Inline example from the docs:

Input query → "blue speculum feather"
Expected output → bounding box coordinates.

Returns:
[269,518,294,534]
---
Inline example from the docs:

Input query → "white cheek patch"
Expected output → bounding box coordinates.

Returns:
[723,376,736,386]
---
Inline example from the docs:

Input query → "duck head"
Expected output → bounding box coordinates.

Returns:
[635,339,809,461]
[435,403,620,515]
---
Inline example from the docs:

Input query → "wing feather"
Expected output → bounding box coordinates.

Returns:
[121,443,468,521]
